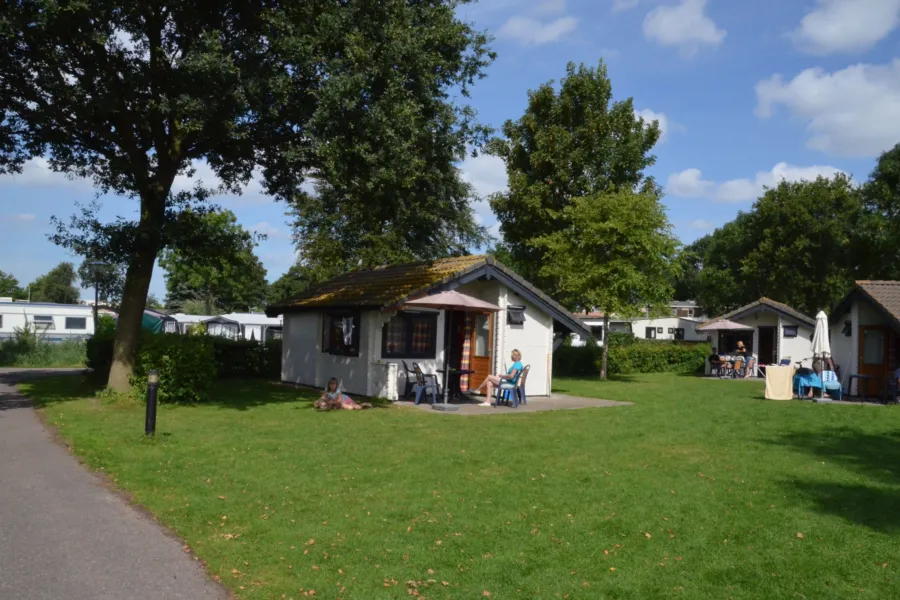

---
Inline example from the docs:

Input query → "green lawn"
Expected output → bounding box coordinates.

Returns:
[19,374,900,599]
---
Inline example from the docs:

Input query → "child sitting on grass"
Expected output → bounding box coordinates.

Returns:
[314,378,371,410]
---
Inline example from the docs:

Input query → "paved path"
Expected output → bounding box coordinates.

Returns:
[0,368,228,600]
[395,392,632,415]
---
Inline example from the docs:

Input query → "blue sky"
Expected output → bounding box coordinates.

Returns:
[2,0,899,300]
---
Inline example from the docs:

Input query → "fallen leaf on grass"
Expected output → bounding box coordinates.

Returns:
[644,532,652,539]
[796,532,805,539]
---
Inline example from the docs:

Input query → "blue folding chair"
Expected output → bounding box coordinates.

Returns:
[495,365,530,408]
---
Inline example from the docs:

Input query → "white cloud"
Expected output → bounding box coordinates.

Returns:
[634,108,672,142]
[791,0,900,55]
[0,213,37,224]
[172,161,274,205]
[498,15,578,45]
[689,219,715,230]
[0,158,91,189]
[612,0,639,12]
[667,163,846,203]
[533,0,567,15]
[755,60,900,158]
[667,168,715,198]
[642,0,726,56]
[251,221,288,239]
[460,153,508,199]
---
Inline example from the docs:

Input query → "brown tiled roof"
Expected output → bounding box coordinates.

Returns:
[718,297,815,326]
[266,254,591,336]
[270,255,488,311]
[852,281,900,323]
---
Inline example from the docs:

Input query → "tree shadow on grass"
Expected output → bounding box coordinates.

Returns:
[770,427,900,532]
[5,372,100,410]
[204,380,392,411]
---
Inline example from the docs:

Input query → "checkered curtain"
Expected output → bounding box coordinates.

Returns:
[385,317,406,354]
[459,314,474,391]
[411,318,433,354]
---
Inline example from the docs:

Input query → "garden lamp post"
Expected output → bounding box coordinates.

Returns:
[87,260,108,331]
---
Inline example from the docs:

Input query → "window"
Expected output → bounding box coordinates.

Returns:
[589,325,604,342]
[65,317,87,330]
[164,320,177,334]
[507,305,526,325]
[475,314,490,357]
[657,327,663,334]
[324,311,361,356]
[382,311,437,359]
[863,329,885,365]
[668,328,674,334]
[645,327,657,339]
[783,325,798,338]
[32,315,55,330]
[674,328,685,340]
[0,315,3,328]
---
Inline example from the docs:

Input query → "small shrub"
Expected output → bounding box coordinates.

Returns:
[131,332,217,404]
[0,323,87,368]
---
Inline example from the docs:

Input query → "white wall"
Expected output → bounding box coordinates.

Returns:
[0,303,95,338]
[779,322,815,365]
[830,302,856,389]
[632,317,704,341]
[498,291,553,397]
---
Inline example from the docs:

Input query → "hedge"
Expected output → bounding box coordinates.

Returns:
[553,339,710,377]
[87,330,282,403]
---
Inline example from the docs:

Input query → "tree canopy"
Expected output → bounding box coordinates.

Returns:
[0,270,26,300]
[1,0,493,390]
[160,210,268,315]
[28,262,80,304]
[535,191,679,378]
[489,60,662,294]
[679,174,868,317]
[78,259,126,307]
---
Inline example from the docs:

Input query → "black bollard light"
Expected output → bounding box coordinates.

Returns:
[145,370,159,436]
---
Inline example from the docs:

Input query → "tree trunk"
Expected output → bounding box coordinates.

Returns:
[600,313,610,380]
[107,194,166,392]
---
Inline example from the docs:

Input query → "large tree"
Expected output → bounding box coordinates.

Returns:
[535,191,679,378]
[160,210,267,314]
[861,143,900,279]
[0,270,26,299]
[29,262,80,304]
[684,175,867,317]
[2,0,493,390]
[489,60,662,295]
[267,263,316,305]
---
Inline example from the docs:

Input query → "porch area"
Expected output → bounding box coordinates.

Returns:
[394,392,632,415]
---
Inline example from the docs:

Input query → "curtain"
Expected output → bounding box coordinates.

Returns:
[460,314,474,391]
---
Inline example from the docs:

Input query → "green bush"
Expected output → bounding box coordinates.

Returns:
[131,333,217,404]
[0,323,87,368]
[86,327,282,402]
[213,338,282,379]
[554,338,710,377]
[607,341,710,375]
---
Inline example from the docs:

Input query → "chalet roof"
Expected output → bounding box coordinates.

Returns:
[266,255,589,335]
[830,281,900,330]
[717,297,815,327]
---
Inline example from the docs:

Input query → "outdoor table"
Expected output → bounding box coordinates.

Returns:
[433,368,475,411]
[848,374,881,403]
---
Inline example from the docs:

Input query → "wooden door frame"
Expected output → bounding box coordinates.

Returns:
[858,325,889,395]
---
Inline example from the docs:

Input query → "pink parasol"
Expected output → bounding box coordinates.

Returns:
[404,290,500,312]
[696,318,755,332]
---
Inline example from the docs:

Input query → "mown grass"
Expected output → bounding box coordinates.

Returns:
[19,373,900,599]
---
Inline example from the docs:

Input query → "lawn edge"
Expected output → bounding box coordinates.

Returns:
[19,380,237,600]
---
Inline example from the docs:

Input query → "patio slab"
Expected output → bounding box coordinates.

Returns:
[393,393,632,415]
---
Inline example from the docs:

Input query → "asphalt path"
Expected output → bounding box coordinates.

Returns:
[0,368,228,600]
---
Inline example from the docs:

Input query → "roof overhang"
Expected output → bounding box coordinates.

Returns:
[830,286,900,333]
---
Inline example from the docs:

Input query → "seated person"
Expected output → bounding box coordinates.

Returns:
[315,378,371,410]
[800,361,826,398]
[471,349,523,404]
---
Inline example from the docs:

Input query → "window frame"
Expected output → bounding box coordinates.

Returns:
[381,311,438,360]
[322,310,362,357]
[32,315,55,330]
[783,325,799,338]
[674,328,685,340]
[65,316,87,330]
[473,313,492,358]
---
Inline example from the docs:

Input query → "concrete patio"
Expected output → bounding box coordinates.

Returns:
[393,393,632,415]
